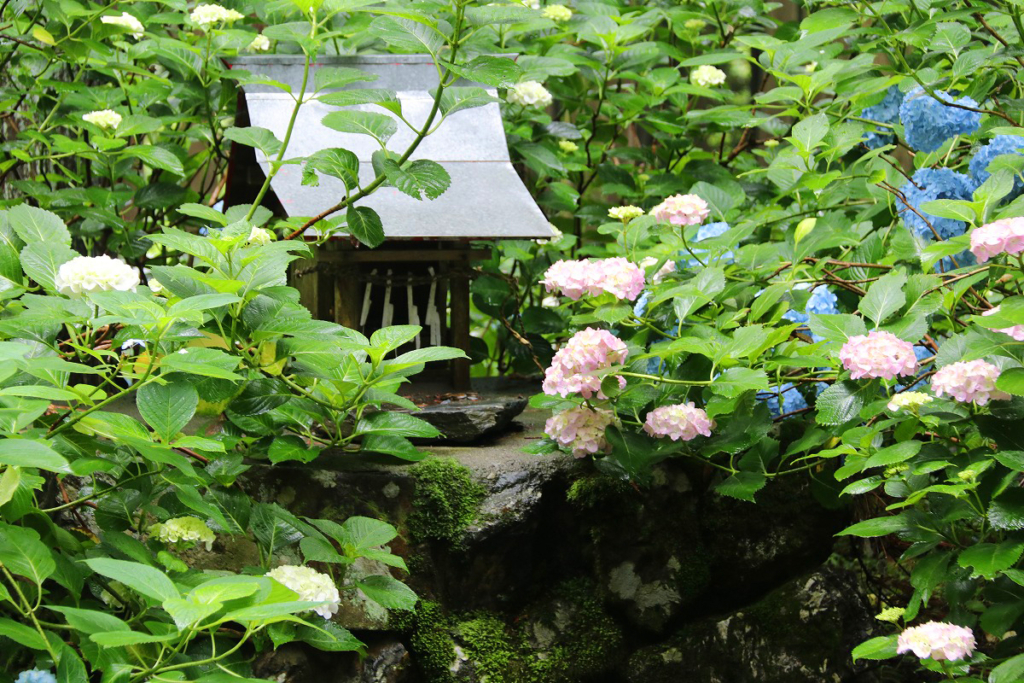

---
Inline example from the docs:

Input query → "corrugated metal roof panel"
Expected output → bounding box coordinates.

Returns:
[229,55,555,240]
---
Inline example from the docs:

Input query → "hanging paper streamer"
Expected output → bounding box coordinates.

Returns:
[381,269,394,328]
[359,268,377,329]
[407,279,421,349]
[425,267,441,347]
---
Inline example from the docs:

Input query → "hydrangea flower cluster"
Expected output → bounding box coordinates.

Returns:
[82,110,122,130]
[544,406,615,457]
[875,606,906,623]
[887,391,933,413]
[541,4,573,21]
[266,565,341,620]
[507,81,552,108]
[899,168,977,241]
[931,359,1010,405]
[691,65,726,88]
[969,134,1024,194]
[640,257,676,284]
[970,217,1024,262]
[899,86,982,152]
[763,383,809,418]
[782,284,839,325]
[558,139,578,153]
[247,34,271,52]
[897,622,976,661]
[642,403,713,441]
[55,255,140,297]
[542,328,628,398]
[247,226,273,246]
[838,331,918,380]
[14,670,57,683]
[149,517,216,550]
[861,86,903,149]
[190,3,245,28]
[608,205,645,223]
[982,306,1024,341]
[100,12,144,38]
[680,221,734,267]
[684,18,706,30]
[541,258,645,301]
[650,194,710,226]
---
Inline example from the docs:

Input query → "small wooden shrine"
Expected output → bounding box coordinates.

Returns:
[225,55,554,389]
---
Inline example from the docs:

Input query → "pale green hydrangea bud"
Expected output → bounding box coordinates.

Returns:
[150,517,216,551]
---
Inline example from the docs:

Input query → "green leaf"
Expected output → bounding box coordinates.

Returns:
[715,472,767,502]
[378,157,451,201]
[224,126,283,158]
[57,643,88,683]
[355,412,440,438]
[990,489,1024,531]
[322,111,397,145]
[161,347,242,380]
[991,653,1024,683]
[807,314,866,343]
[859,271,907,327]
[997,368,1024,397]
[445,56,522,88]
[137,378,199,442]
[314,66,378,91]
[815,381,873,426]
[789,113,828,154]
[958,541,1024,579]
[48,606,130,634]
[297,621,364,652]
[20,242,78,292]
[361,435,425,461]
[0,617,48,649]
[709,368,769,398]
[302,148,360,189]
[0,523,55,585]
[369,16,444,55]
[7,205,71,246]
[356,574,418,610]
[863,440,922,469]
[346,206,385,248]
[90,631,178,647]
[177,203,229,226]
[837,515,907,538]
[851,635,898,661]
[318,88,400,110]
[83,558,179,602]
[269,436,322,464]
[0,439,70,472]
[120,145,185,176]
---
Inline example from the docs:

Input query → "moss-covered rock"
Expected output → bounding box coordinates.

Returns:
[409,457,486,544]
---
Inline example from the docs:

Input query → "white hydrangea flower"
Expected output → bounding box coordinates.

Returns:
[519,0,540,8]
[247,226,273,246]
[190,4,245,29]
[608,206,645,223]
[887,391,933,413]
[536,224,563,245]
[247,34,270,52]
[266,565,341,620]
[149,517,216,550]
[542,4,572,21]
[507,81,552,108]
[55,255,140,297]
[691,64,726,88]
[101,12,145,38]
[82,110,122,130]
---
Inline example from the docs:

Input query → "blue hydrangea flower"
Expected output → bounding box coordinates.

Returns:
[633,290,651,317]
[679,221,734,267]
[862,86,904,149]
[646,356,663,374]
[969,134,1024,195]
[899,86,982,153]
[899,168,977,240]
[782,283,839,326]
[762,383,809,418]
[15,671,57,683]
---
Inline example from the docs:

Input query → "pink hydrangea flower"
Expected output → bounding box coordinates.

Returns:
[640,257,677,284]
[897,622,976,661]
[541,258,645,301]
[642,402,713,441]
[541,260,592,300]
[542,328,628,399]
[970,217,1024,262]
[931,359,1010,405]
[838,331,918,380]
[650,194,710,226]
[544,406,615,457]
[982,306,1024,341]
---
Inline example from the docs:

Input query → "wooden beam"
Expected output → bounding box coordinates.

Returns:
[449,267,471,391]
